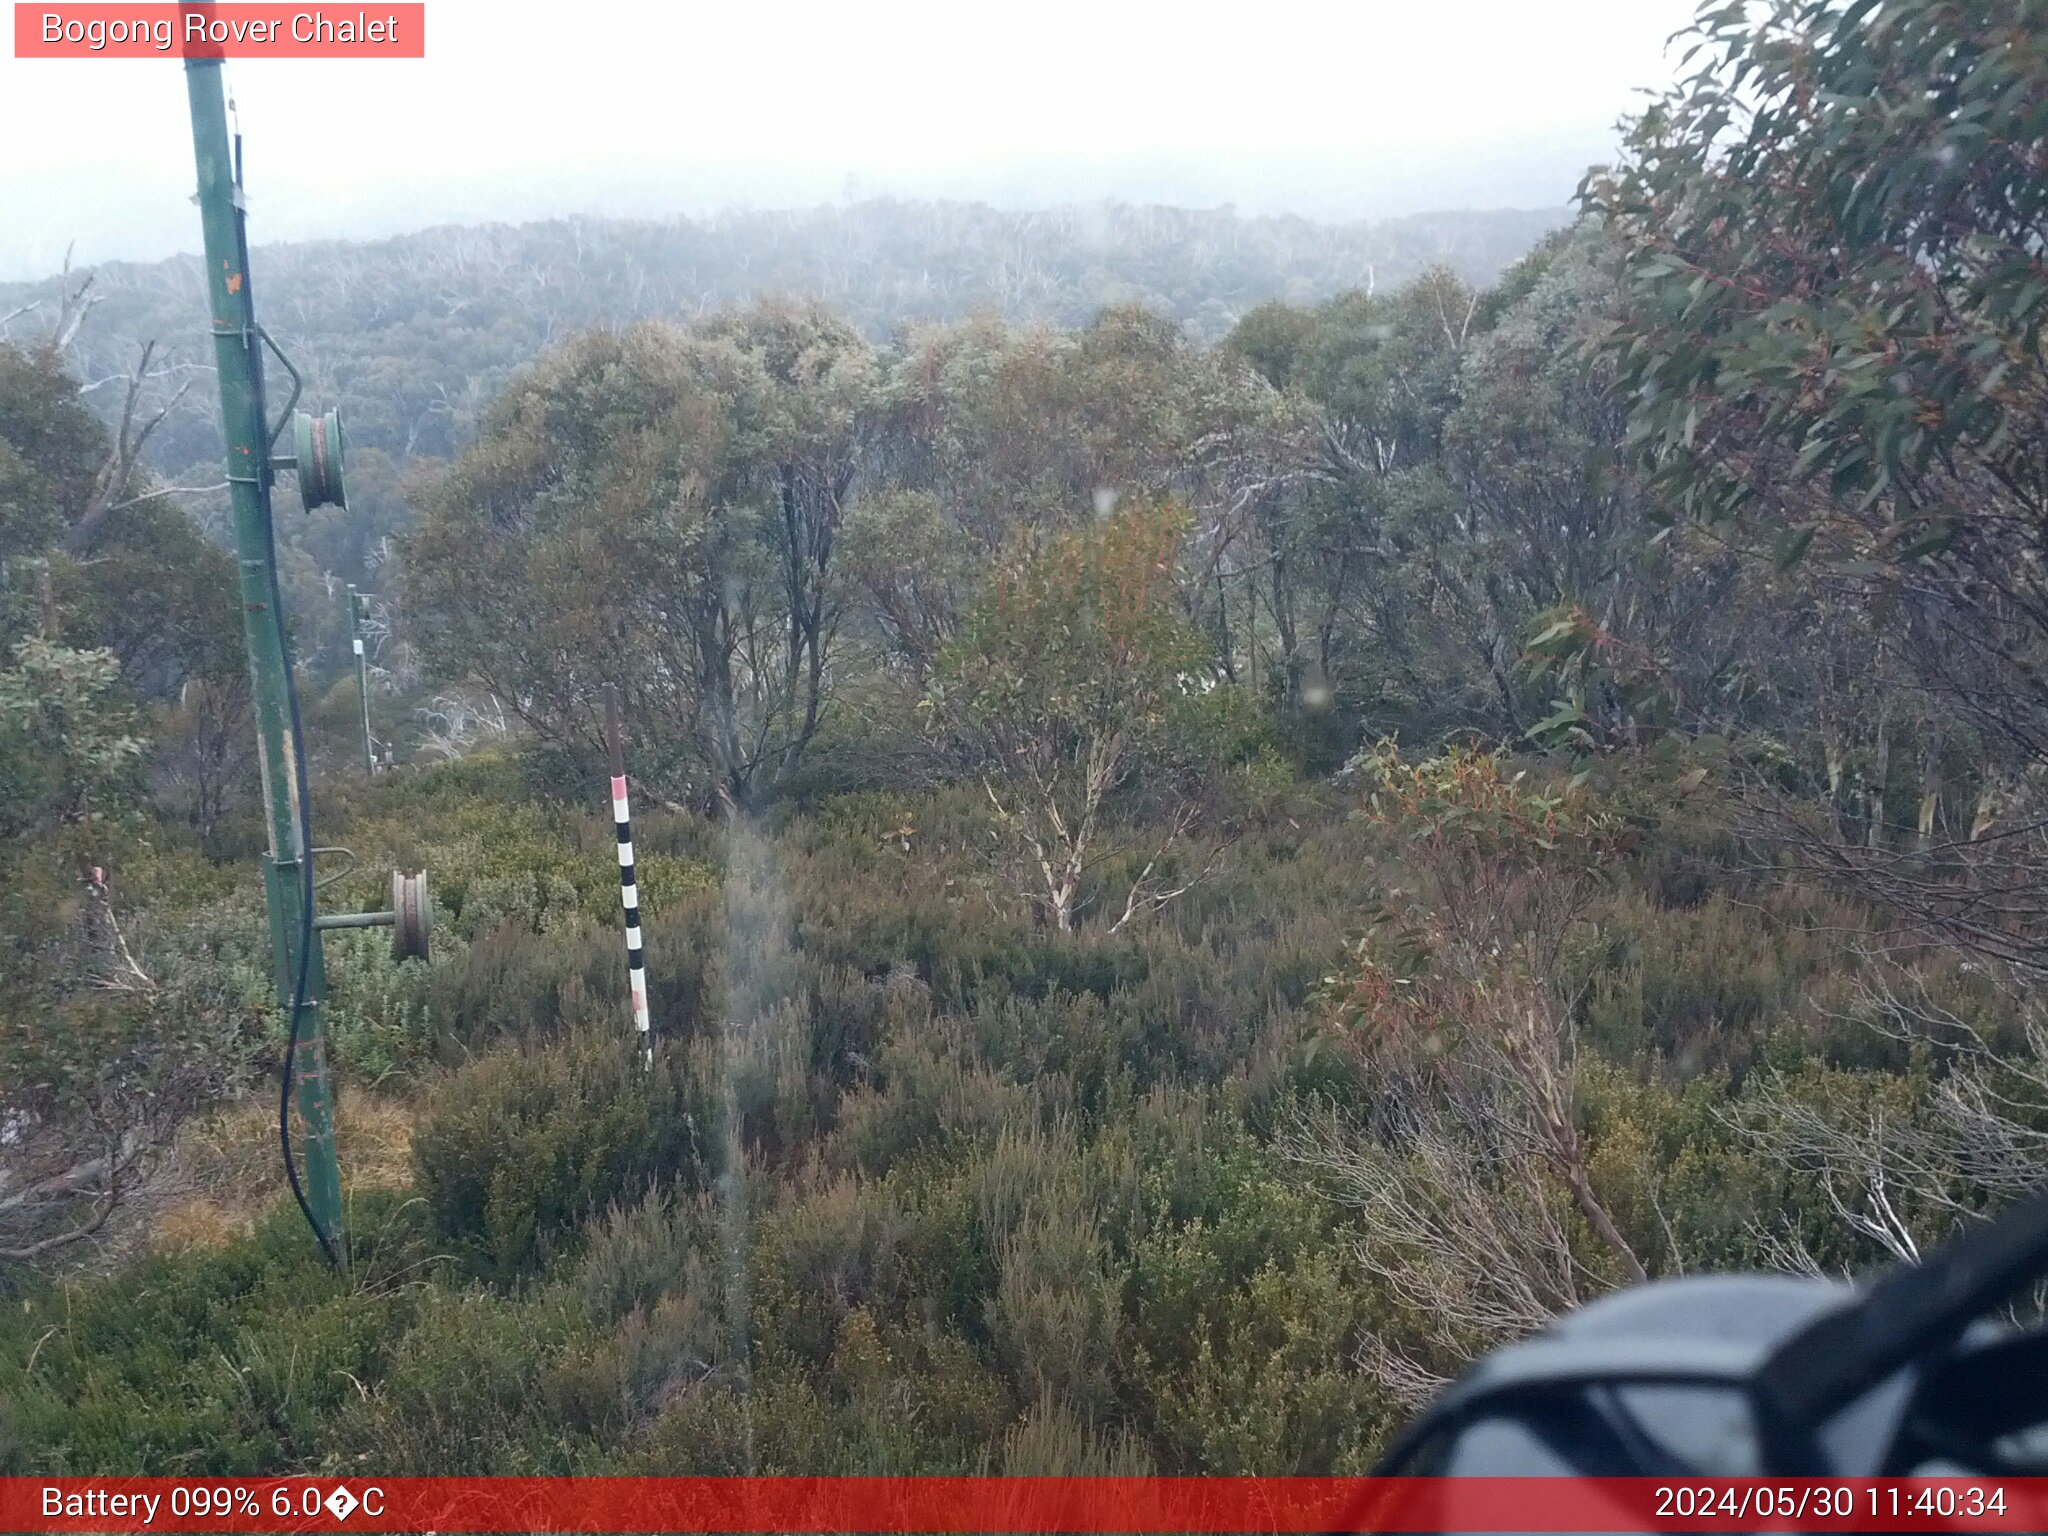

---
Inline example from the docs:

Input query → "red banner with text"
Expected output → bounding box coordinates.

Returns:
[14,4,424,58]
[5,1477,2048,1533]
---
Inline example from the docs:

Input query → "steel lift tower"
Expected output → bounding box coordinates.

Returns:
[185,52,428,1265]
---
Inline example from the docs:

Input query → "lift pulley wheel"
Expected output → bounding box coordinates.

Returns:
[391,868,432,962]
[293,408,348,512]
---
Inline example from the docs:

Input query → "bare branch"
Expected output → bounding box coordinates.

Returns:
[101,479,229,514]
[48,252,100,353]
[67,343,190,553]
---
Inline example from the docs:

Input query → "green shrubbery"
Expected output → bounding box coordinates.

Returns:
[11,743,2040,1476]
[0,1190,439,1474]
[413,1030,710,1278]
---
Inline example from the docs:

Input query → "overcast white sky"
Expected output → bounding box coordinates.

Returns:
[1,0,1704,280]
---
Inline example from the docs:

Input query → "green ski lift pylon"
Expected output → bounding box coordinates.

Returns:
[185,56,345,1264]
[184,59,410,1266]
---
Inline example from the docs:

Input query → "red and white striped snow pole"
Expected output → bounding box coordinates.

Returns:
[605,684,652,1069]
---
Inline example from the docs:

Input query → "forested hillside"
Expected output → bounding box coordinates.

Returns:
[0,201,1561,674]
[5,0,2046,1479]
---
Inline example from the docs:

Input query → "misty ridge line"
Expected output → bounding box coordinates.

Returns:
[0,197,1566,343]
[0,121,1615,283]
[2,197,1567,293]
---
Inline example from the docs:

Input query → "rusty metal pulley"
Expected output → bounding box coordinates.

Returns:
[293,407,348,512]
[391,868,432,962]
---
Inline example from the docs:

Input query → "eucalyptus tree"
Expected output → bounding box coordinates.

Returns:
[1226,269,1487,738]
[1586,0,2048,968]
[851,309,1310,693]
[928,500,1219,934]
[406,301,877,810]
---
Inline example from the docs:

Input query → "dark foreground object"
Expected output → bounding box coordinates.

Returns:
[1376,1184,2048,1477]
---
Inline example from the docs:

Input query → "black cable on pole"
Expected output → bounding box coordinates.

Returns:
[272,491,336,1269]
[231,126,337,1268]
